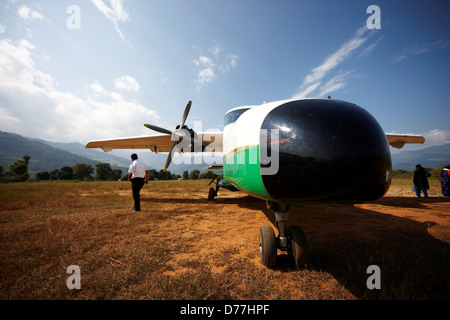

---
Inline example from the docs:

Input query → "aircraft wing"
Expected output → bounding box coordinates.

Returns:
[385,133,425,149]
[85,132,223,153]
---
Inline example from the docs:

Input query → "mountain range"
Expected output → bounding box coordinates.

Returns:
[0,131,219,176]
[1,131,449,176]
[391,143,450,170]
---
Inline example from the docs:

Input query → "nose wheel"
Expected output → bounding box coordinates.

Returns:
[259,225,277,267]
[259,201,309,267]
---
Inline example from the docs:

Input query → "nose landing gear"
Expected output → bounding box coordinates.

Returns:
[259,201,309,268]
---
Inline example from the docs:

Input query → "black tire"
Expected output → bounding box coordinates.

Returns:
[259,225,277,267]
[208,187,215,201]
[287,225,309,267]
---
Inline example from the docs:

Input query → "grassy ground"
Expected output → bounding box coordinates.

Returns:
[0,178,449,300]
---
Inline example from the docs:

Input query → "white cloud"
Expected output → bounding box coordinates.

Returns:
[0,106,21,132]
[197,67,215,86]
[209,43,223,59]
[422,129,450,146]
[393,55,406,64]
[91,0,130,41]
[0,24,6,34]
[318,70,356,97]
[114,75,141,92]
[393,39,450,63]
[193,56,214,68]
[390,129,450,153]
[0,39,54,91]
[89,80,107,94]
[0,39,158,143]
[358,36,383,59]
[227,54,239,69]
[193,45,239,91]
[193,56,216,91]
[292,26,374,99]
[17,6,48,22]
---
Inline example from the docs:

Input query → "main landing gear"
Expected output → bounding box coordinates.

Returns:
[207,177,220,201]
[260,201,309,268]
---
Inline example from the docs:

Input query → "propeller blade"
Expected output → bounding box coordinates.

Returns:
[144,123,172,135]
[164,141,178,171]
[179,100,192,128]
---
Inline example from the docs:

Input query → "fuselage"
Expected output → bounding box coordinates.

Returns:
[222,99,392,203]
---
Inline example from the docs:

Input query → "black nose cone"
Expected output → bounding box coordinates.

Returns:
[260,99,392,202]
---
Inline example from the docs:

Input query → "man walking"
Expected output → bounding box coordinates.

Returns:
[128,153,148,212]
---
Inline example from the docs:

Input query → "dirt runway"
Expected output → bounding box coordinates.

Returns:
[138,180,450,299]
[1,179,449,299]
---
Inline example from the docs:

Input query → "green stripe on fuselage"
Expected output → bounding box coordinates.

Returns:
[223,144,272,200]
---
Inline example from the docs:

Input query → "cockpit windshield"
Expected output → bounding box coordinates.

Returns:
[224,108,250,126]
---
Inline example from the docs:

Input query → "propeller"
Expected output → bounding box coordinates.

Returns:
[143,124,172,135]
[144,100,192,172]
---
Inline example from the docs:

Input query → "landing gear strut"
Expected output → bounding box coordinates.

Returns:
[259,201,309,267]
[207,176,221,201]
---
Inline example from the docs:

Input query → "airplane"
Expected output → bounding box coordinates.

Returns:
[86,98,425,267]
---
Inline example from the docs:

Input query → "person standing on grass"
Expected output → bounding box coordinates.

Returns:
[440,166,450,196]
[128,153,148,212]
[413,164,431,198]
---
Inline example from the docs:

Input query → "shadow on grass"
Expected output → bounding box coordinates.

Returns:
[143,193,450,299]
[260,196,450,299]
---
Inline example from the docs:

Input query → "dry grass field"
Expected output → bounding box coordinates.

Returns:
[1,177,449,300]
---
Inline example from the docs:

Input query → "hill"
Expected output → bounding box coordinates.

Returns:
[391,143,450,170]
[34,137,221,175]
[33,138,132,170]
[0,131,219,176]
[0,131,130,175]
[4,130,447,175]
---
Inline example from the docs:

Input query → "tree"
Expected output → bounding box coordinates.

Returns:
[159,169,172,180]
[59,166,73,180]
[9,155,30,181]
[50,169,60,180]
[182,171,189,180]
[148,169,159,180]
[111,168,123,181]
[189,169,200,180]
[23,155,31,165]
[35,171,50,181]
[199,171,217,180]
[73,163,94,181]
[95,163,113,181]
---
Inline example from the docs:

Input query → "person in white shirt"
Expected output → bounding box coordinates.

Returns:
[128,153,149,212]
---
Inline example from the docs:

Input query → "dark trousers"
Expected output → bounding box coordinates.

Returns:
[131,178,145,211]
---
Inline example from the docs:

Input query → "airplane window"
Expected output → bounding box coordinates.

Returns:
[224,108,250,126]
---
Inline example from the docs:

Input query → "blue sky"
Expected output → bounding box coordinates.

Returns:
[1,0,450,157]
